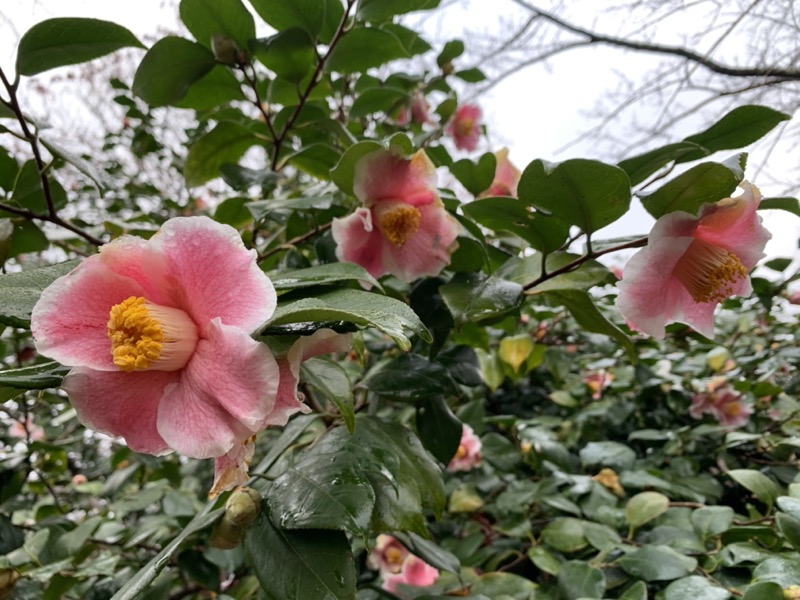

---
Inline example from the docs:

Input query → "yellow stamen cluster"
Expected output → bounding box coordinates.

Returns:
[385,546,405,570]
[455,117,474,137]
[454,444,468,459]
[107,296,163,371]
[674,241,748,303]
[378,205,422,247]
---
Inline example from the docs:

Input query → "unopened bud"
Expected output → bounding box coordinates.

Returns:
[441,61,455,76]
[212,34,241,66]
[225,487,261,528]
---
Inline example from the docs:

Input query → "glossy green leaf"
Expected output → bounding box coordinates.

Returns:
[286,143,341,179]
[541,517,587,552]
[679,105,791,162]
[616,545,697,581]
[639,155,745,218]
[184,122,258,187]
[618,580,648,600]
[381,23,432,56]
[776,512,800,549]
[0,104,15,119]
[0,148,19,192]
[449,152,496,197]
[357,0,441,21]
[557,561,606,600]
[271,262,382,291]
[742,582,785,600]
[245,509,356,600]
[728,469,781,508]
[618,141,709,186]
[518,158,631,233]
[326,27,410,73]
[212,197,251,228]
[268,288,431,350]
[246,0,343,42]
[9,220,49,257]
[396,532,460,574]
[543,289,635,360]
[349,87,408,118]
[455,68,486,83]
[41,138,113,191]
[301,357,355,433]
[508,252,610,292]
[0,260,78,327]
[625,491,670,529]
[759,196,800,218]
[437,39,464,67]
[416,397,463,464]
[251,29,315,83]
[174,65,245,111]
[0,361,69,389]
[180,0,255,50]
[580,441,636,471]
[752,557,800,587]
[664,576,731,600]
[440,272,522,325]
[11,159,68,213]
[691,506,734,538]
[363,353,457,401]
[330,140,383,195]
[132,37,216,107]
[16,18,144,76]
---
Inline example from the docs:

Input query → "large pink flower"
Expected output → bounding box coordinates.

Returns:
[447,424,482,472]
[616,182,770,339]
[331,149,460,282]
[479,148,520,198]
[382,555,439,595]
[31,217,280,461]
[445,103,481,152]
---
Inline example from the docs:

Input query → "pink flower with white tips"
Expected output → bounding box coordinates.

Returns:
[480,148,520,198]
[616,182,770,339]
[367,534,410,576]
[331,148,459,282]
[690,383,752,429]
[31,217,282,464]
[447,424,482,472]
[382,555,439,595]
[445,103,481,151]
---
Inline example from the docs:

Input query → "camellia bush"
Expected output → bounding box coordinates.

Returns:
[1,1,800,599]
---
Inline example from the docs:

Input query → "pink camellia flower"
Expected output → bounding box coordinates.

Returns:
[30,217,282,465]
[788,290,800,305]
[479,148,520,198]
[690,384,752,429]
[447,424,482,472]
[8,416,44,441]
[410,91,431,124]
[382,555,439,594]
[367,534,410,576]
[445,103,482,151]
[583,369,614,400]
[616,182,771,339]
[331,149,460,282]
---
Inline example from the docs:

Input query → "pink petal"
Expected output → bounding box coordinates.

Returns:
[445,104,482,152]
[353,149,438,208]
[380,202,460,282]
[31,256,147,371]
[148,217,276,333]
[62,367,175,455]
[383,556,439,592]
[332,208,388,279]
[157,318,279,459]
[210,438,255,497]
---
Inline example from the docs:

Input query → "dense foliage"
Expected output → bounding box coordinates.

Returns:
[1,2,799,599]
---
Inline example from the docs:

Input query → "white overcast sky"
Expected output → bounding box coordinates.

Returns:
[1,0,798,263]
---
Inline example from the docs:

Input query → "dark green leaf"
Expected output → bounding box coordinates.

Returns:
[132,37,216,107]
[0,361,69,389]
[245,509,357,600]
[759,196,800,218]
[246,0,344,42]
[680,105,790,162]
[619,581,648,600]
[180,0,255,50]
[455,68,486,83]
[663,576,731,600]
[326,27,410,73]
[350,87,408,118]
[381,24,431,56]
[436,345,482,387]
[268,288,431,350]
[742,582,785,600]
[184,122,258,187]
[639,156,745,218]
[463,197,569,253]
[16,18,144,76]
[557,561,606,600]
[437,39,464,67]
[440,272,522,325]
[619,141,709,186]
[9,220,49,257]
[363,353,457,402]
[301,357,355,433]
[330,140,383,195]
[579,441,636,471]
[518,158,631,233]
[691,506,734,539]
[221,164,279,192]
[449,152,496,197]
[776,512,800,550]
[616,545,697,581]
[728,469,781,508]
[358,0,441,21]
[174,65,245,111]
[416,397,462,464]
[0,513,24,554]
[286,143,341,179]
[0,260,78,327]
[0,104,15,119]
[0,148,19,193]
[251,29,315,83]
[752,557,800,587]
[541,518,587,552]
[272,262,382,291]
[11,160,68,213]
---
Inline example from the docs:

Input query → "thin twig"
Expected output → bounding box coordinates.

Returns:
[257,222,332,262]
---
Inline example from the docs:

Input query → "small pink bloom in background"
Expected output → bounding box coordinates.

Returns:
[479,148,520,198]
[382,555,439,595]
[71,474,88,486]
[332,149,460,282]
[393,105,410,126]
[367,534,410,576]
[410,91,431,124]
[690,383,752,429]
[788,290,800,305]
[616,182,771,339]
[445,103,481,151]
[583,369,614,400]
[31,217,281,480]
[8,417,44,441]
[447,424,482,472]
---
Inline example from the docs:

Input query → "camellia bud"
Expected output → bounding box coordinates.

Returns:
[441,60,455,76]
[209,487,261,549]
[211,34,241,66]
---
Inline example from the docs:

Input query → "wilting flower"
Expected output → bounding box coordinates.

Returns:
[332,149,460,282]
[583,369,614,400]
[382,555,439,594]
[447,424,482,472]
[479,148,520,197]
[690,382,752,429]
[593,467,624,497]
[367,535,410,576]
[445,103,481,151]
[616,182,771,339]
[31,217,281,463]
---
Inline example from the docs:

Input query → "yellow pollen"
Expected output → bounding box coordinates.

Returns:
[378,205,421,247]
[455,444,468,459]
[385,547,405,568]
[674,241,748,304]
[455,117,474,137]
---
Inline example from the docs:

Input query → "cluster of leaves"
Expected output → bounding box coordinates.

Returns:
[1,1,800,599]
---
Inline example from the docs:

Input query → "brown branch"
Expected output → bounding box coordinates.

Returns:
[0,201,104,246]
[257,222,332,262]
[510,0,800,80]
